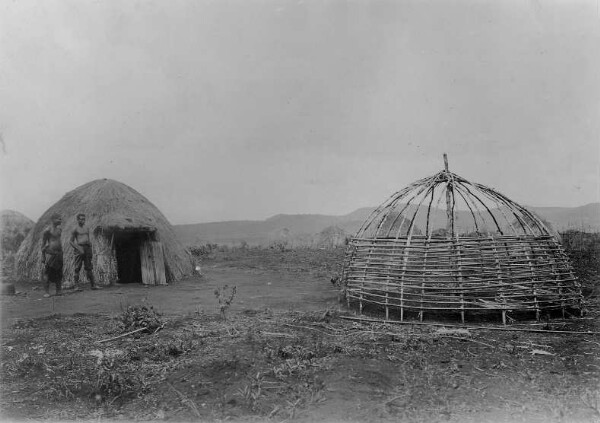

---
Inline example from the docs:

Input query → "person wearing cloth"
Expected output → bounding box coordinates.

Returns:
[70,213,101,290]
[41,213,63,297]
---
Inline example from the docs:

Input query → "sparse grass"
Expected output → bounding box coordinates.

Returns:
[92,351,149,403]
[1,309,599,422]
[194,245,346,277]
[3,239,600,422]
[236,372,265,411]
[562,231,600,300]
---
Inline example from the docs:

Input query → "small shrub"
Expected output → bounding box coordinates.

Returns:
[269,242,288,252]
[93,354,147,402]
[12,353,47,376]
[214,285,237,320]
[120,305,163,333]
[276,345,315,361]
[189,243,218,258]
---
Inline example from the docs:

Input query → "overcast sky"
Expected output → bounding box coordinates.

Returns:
[1,0,599,224]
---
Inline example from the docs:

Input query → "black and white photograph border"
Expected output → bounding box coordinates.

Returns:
[1,1,599,422]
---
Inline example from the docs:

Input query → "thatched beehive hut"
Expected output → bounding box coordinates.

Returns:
[1,210,34,280]
[15,179,193,287]
[1,210,34,256]
[341,156,582,324]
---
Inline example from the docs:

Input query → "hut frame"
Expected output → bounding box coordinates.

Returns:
[341,155,582,324]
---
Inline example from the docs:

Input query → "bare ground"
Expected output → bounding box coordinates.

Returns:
[1,247,599,423]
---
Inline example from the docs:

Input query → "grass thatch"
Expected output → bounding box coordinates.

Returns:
[1,210,34,280]
[15,179,193,286]
[1,209,34,255]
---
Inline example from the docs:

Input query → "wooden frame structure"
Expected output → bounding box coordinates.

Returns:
[342,155,582,323]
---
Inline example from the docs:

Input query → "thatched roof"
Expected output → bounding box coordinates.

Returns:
[1,210,34,255]
[15,179,193,283]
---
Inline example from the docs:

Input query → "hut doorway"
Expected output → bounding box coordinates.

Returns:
[113,231,166,285]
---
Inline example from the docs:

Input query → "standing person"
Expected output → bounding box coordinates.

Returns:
[70,213,101,290]
[41,213,63,297]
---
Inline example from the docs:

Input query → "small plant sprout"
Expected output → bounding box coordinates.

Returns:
[214,285,237,320]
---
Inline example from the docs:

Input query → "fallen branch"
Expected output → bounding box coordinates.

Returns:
[152,323,166,335]
[318,323,346,333]
[339,315,465,329]
[384,394,407,406]
[348,330,407,338]
[467,327,600,335]
[466,347,479,357]
[440,336,495,348]
[282,323,339,336]
[518,342,552,349]
[530,349,555,356]
[97,327,147,343]
[338,315,600,335]
[260,331,295,338]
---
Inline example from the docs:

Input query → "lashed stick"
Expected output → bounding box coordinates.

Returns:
[97,327,148,343]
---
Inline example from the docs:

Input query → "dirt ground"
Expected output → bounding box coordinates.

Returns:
[1,247,599,423]
[1,266,338,328]
[1,247,344,327]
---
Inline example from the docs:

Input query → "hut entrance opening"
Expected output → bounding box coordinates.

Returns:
[113,231,166,285]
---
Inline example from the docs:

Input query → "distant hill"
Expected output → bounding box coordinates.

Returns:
[525,204,600,232]
[173,203,600,247]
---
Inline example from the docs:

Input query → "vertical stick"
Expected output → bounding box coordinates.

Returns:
[547,238,566,318]
[359,283,364,315]
[347,289,351,310]
[399,238,412,322]
[558,280,565,320]
[384,250,390,320]
[455,237,465,324]
[446,187,453,236]
[385,272,390,320]
[360,242,373,315]
[420,239,430,322]
[489,236,505,325]
[525,247,540,321]
[343,242,356,310]
[444,154,454,237]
